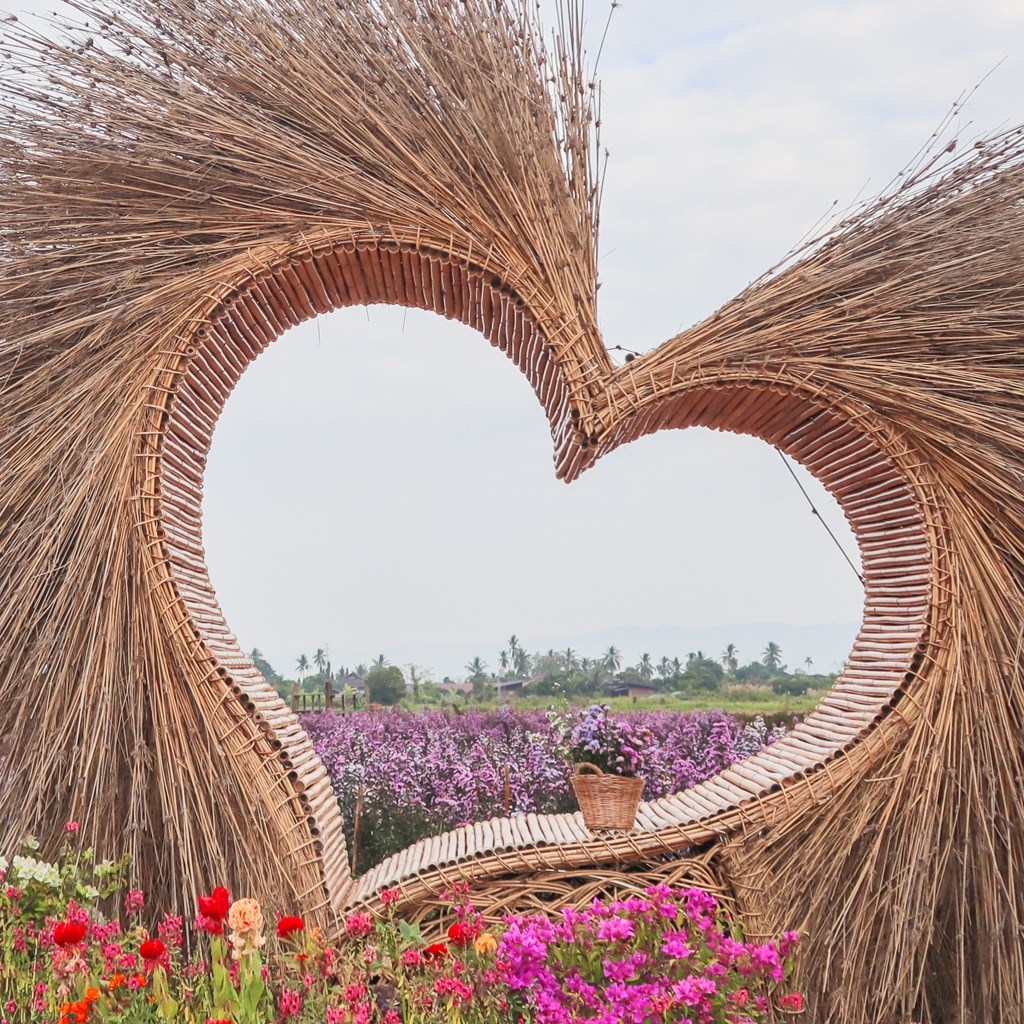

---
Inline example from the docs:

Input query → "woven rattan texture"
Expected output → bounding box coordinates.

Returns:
[570,764,645,831]
[396,847,738,945]
[2,1,1024,1019]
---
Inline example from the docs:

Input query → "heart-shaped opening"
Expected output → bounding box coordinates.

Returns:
[202,305,864,678]
[139,238,932,913]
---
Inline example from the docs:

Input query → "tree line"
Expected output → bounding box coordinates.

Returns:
[459,635,832,698]
[252,634,837,706]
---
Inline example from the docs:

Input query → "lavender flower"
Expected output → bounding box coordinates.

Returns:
[301,708,785,872]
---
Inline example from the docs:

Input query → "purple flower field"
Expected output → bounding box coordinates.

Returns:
[300,707,787,873]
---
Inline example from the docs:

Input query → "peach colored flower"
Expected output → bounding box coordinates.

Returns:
[227,898,263,933]
[227,898,266,960]
[474,933,498,956]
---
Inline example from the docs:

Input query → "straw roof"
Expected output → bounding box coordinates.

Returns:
[2,0,1024,1019]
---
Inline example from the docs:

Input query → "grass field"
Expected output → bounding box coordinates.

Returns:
[472,690,820,721]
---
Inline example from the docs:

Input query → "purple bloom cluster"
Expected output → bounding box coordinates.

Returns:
[564,704,650,777]
[498,885,801,1024]
[300,708,786,872]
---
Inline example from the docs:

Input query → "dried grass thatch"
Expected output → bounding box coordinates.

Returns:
[2,0,1024,1020]
[0,0,602,927]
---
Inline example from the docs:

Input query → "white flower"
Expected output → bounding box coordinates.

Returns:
[12,855,60,887]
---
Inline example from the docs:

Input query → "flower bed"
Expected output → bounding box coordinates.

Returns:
[0,834,803,1023]
[300,708,786,871]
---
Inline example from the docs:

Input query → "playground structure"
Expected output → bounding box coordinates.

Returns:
[2,1,1024,1020]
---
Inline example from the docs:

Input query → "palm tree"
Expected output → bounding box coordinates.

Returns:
[672,656,682,677]
[603,646,622,673]
[564,648,578,670]
[657,656,672,679]
[580,657,592,673]
[355,663,369,677]
[373,653,388,670]
[498,649,509,674]
[638,652,653,680]
[513,647,531,678]
[507,634,520,660]
[465,656,487,679]
[295,654,309,681]
[804,656,814,672]
[762,642,783,671]
[313,648,328,674]
[407,664,422,702]
[721,644,739,673]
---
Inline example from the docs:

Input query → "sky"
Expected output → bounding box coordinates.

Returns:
[12,0,1024,679]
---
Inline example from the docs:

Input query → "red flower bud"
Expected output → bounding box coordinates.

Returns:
[446,921,477,948]
[52,921,87,948]
[197,886,231,922]
[276,915,305,939]
[140,937,167,972]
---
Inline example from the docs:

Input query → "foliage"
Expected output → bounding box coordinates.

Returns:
[301,708,786,873]
[471,677,494,702]
[761,643,784,671]
[0,828,130,930]
[248,648,283,688]
[771,674,832,697]
[0,856,803,1024]
[365,666,407,706]
[499,884,802,1024]
[680,656,724,693]
[337,885,513,1024]
[262,637,837,707]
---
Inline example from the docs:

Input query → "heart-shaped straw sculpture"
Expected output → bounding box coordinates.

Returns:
[2,1,1024,1018]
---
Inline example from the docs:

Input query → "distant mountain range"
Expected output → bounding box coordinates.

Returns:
[374,621,860,681]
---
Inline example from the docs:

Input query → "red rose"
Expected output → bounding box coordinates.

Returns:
[198,886,231,921]
[140,937,167,972]
[447,921,477,948]
[52,921,87,948]
[424,942,449,960]
[276,915,305,939]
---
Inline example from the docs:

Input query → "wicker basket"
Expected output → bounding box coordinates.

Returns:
[570,763,644,831]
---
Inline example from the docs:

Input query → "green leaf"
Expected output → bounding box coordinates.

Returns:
[398,918,424,945]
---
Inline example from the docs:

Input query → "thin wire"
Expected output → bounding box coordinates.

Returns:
[775,448,865,586]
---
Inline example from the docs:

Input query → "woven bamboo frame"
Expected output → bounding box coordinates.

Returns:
[1,0,1023,1019]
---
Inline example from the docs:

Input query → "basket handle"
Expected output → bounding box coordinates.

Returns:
[573,762,605,777]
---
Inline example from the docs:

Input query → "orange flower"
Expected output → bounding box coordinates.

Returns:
[58,995,95,1024]
[108,973,126,990]
[227,898,263,932]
